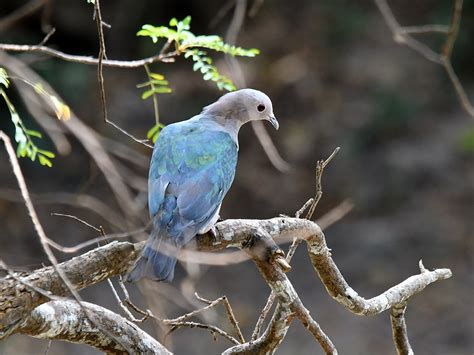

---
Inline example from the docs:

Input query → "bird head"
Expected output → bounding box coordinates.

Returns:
[203,89,279,130]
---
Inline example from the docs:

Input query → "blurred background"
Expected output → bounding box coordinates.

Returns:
[0,0,473,354]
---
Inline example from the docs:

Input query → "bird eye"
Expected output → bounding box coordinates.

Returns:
[257,104,265,112]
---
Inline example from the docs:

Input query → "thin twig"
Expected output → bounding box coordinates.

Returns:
[48,213,148,253]
[37,27,56,46]
[305,147,340,220]
[56,215,151,324]
[251,294,275,341]
[375,0,473,118]
[399,24,449,35]
[0,188,127,229]
[44,340,52,355]
[0,43,180,67]
[0,0,47,32]
[166,321,240,345]
[92,0,151,148]
[252,148,340,340]
[108,278,148,322]
[195,292,245,343]
[295,198,314,218]
[442,0,463,58]
[51,212,101,232]
[0,131,82,301]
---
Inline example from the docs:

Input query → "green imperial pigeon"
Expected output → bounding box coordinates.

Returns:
[127,89,279,282]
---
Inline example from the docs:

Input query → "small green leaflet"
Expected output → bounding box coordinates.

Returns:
[137,72,172,100]
[147,123,166,143]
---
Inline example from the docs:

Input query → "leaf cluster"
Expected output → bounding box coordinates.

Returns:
[0,68,66,167]
[137,16,259,92]
[137,72,172,100]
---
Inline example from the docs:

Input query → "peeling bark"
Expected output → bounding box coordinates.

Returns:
[0,217,452,354]
[305,232,452,315]
[0,241,140,336]
[18,300,170,354]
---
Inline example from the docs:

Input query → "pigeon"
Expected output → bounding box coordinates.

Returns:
[127,88,279,282]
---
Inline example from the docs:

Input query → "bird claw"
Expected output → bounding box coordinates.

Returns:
[208,225,218,241]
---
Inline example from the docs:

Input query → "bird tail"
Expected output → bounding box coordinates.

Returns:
[126,229,179,282]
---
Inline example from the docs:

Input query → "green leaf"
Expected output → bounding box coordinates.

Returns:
[182,16,191,28]
[0,68,9,88]
[153,87,172,94]
[1,87,55,166]
[25,129,43,138]
[38,154,53,168]
[147,123,166,143]
[149,73,165,80]
[141,89,154,100]
[37,149,56,158]
[192,61,203,71]
[203,72,214,81]
[169,18,178,27]
[136,16,256,92]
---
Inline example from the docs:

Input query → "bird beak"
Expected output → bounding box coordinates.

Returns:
[267,115,279,130]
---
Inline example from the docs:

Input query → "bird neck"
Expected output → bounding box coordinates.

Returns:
[199,114,242,147]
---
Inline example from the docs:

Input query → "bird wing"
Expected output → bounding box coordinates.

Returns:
[148,120,238,245]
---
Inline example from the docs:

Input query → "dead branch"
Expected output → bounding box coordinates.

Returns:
[305,229,452,316]
[245,230,337,354]
[390,304,413,355]
[17,300,170,354]
[375,0,474,118]
[0,241,139,337]
[0,216,452,353]
[223,303,293,355]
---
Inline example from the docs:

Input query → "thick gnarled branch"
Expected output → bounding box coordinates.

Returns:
[0,217,452,354]
[18,300,170,354]
[0,241,139,336]
[305,230,452,315]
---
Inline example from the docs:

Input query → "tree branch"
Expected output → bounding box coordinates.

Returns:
[18,300,170,354]
[305,230,452,315]
[223,303,293,355]
[0,43,179,68]
[0,217,452,354]
[0,241,139,337]
[375,0,474,118]
[390,303,413,355]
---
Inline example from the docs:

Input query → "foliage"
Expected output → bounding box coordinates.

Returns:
[137,72,172,100]
[146,122,166,144]
[137,16,259,92]
[137,16,260,142]
[137,66,171,142]
[0,68,66,167]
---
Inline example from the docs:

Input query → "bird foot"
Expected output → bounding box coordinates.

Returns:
[208,225,218,240]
